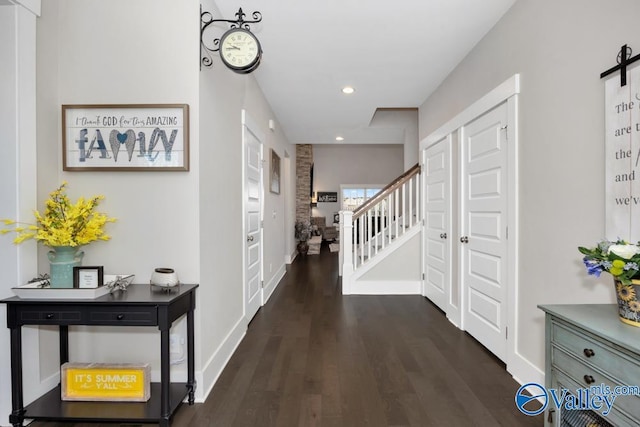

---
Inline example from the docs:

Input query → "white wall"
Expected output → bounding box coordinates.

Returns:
[358,233,421,281]
[36,0,200,388]
[311,144,404,221]
[243,78,293,294]
[28,0,294,405]
[0,1,41,418]
[419,0,640,381]
[198,0,294,391]
[370,109,419,169]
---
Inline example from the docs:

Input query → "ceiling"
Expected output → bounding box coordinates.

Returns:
[211,1,517,145]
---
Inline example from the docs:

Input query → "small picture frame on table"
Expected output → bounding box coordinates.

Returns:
[73,266,104,289]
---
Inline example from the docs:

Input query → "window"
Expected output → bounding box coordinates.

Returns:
[340,185,383,211]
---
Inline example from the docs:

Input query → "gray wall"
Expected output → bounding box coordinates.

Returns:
[36,0,200,385]
[419,0,640,378]
[31,0,294,403]
[311,144,404,222]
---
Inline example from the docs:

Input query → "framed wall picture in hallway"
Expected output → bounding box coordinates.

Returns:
[270,149,281,194]
[62,104,189,171]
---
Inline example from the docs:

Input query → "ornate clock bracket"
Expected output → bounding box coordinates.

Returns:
[200,6,262,70]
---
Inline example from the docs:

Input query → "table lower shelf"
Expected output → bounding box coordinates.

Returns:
[23,382,191,423]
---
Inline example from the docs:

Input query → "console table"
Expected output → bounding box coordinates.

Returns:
[539,304,640,427]
[2,283,198,427]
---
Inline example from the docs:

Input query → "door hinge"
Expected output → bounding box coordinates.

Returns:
[505,326,508,339]
[506,226,508,239]
[422,273,425,280]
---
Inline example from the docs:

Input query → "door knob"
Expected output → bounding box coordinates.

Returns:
[247,235,254,242]
[460,236,469,243]
[440,233,447,239]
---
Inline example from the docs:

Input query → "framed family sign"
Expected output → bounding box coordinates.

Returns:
[62,104,189,171]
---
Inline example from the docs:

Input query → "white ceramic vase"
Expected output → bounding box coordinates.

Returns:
[150,268,179,288]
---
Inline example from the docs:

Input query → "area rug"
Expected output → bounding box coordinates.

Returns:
[329,243,340,253]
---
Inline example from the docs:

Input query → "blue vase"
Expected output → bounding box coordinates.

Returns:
[47,246,84,288]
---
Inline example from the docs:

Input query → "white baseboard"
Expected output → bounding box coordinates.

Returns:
[263,262,285,304]
[286,245,302,264]
[285,251,295,265]
[197,316,247,402]
[349,280,421,295]
[508,349,545,391]
[31,370,60,403]
[195,260,288,403]
[446,314,461,329]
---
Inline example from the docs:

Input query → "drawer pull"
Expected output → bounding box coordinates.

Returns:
[583,348,595,357]
[116,314,125,320]
[45,313,54,319]
[583,374,595,385]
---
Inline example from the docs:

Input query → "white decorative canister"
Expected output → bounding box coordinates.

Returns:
[150,268,179,288]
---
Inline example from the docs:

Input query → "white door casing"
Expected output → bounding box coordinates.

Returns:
[420,74,520,373]
[423,136,452,313]
[242,110,263,323]
[460,102,509,362]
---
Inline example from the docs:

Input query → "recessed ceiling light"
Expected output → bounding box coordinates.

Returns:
[335,136,344,141]
[341,86,355,95]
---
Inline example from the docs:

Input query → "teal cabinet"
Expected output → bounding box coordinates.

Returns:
[539,304,640,427]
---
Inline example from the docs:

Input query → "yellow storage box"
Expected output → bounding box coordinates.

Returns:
[61,362,151,402]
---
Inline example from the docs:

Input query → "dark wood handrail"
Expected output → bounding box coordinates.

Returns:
[353,163,420,220]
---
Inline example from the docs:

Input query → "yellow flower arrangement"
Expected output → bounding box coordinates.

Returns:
[0,182,116,247]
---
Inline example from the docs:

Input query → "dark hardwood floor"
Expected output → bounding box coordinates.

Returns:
[31,243,542,426]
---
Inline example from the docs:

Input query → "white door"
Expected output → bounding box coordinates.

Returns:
[460,102,508,361]
[423,136,451,313]
[242,111,263,323]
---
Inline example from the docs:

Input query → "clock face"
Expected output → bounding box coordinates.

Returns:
[219,28,261,72]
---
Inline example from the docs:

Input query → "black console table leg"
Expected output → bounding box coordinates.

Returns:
[160,326,171,426]
[187,305,196,404]
[59,325,69,364]
[9,326,24,427]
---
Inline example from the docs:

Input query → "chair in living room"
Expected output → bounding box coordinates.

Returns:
[311,216,337,242]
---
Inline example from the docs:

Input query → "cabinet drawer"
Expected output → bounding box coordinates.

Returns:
[552,368,634,427]
[88,307,157,325]
[551,321,640,386]
[552,346,640,420]
[19,308,82,324]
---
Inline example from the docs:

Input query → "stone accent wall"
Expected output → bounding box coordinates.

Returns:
[295,144,313,221]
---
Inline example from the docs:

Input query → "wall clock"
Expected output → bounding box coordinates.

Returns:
[200,7,263,72]
[219,28,262,74]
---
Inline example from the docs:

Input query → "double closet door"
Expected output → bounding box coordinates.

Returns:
[423,101,510,362]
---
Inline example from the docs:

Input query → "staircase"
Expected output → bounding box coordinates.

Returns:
[339,164,422,294]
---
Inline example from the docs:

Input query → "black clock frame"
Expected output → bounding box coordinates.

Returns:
[200,6,263,73]
[218,28,262,74]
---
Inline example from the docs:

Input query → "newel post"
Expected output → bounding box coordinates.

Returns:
[340,210,353,295]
